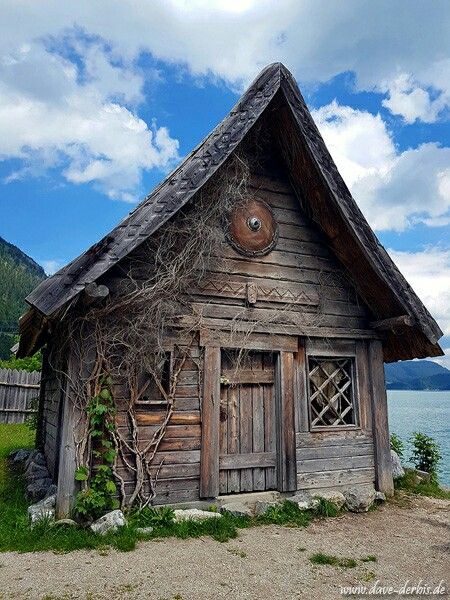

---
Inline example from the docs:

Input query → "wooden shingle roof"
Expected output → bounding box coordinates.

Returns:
[20,63,443,361]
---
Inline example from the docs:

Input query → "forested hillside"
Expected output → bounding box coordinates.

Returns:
[385,360,450,390]
[0,236,45,358]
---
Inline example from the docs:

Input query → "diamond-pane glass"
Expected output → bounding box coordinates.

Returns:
[308,358,355,428]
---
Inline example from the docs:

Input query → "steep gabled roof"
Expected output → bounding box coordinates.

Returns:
[20,63,443,360]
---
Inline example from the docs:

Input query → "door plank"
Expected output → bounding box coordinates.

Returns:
[227,384,240,493]
[239,382,254,491]
[263,353,277,489]
[277,352,297,491]
[219,385,228,494]
[252,353,266,490]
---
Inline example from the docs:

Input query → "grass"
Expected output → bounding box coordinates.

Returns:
[309,553,358,568]
[0,425,341,553]
[394,470,450,500]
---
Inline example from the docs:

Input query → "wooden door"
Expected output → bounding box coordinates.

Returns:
[219,350,277,494]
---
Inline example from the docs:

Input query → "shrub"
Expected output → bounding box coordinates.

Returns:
[409,432,441,479]
[390,433,404,458]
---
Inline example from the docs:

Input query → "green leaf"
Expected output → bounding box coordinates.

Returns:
[75,466,89,481]
[103,449,117,464]
[105,480,116,494]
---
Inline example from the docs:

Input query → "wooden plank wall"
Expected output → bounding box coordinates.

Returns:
[102,160,378,501]
[0,368,40,424]
[184,172,372,338]
[114,339,203,505]
[295,339,376,491]
[40,352,64,479]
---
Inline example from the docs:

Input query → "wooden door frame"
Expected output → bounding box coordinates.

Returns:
[199,332,298,498]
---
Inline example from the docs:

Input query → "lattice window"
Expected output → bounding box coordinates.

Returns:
[308,357,357,428]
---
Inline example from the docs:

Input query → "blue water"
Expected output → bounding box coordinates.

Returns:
[387,390,450,486]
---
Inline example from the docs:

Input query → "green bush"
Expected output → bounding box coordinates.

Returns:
[390,433,404,458]
[409,432,441,478]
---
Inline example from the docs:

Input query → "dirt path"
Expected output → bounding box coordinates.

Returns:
[0,496,448,600]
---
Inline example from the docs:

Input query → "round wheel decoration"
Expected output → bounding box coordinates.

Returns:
[226,198,279,257]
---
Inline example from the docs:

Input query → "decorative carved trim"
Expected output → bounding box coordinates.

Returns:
[195,279,319,306]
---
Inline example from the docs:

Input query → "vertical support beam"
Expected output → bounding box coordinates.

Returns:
[368,340,394,496]
[56,353,79,518]
[355,340,372,431]
[294,338,308,434]
[277,351,297,492]
[35,346,49,451]
[200,346,221,498]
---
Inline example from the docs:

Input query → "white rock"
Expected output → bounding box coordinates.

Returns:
[391,449,405,479]
[219,502,253,517]
[343,487,376,513]
[90,510,126,535]
[314,490,346,510]
[289,492,320,510]
[253,500,278,516]
[136,526,154,535]
[174,508,222,522]
[28,502,55,524]
[374,491,386,502]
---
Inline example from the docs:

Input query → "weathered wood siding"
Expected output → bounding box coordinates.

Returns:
[40,349,64,479]
[115,339,203,505]
[183,172,372,338]
[98,155,378,502]
[295,339,375,491]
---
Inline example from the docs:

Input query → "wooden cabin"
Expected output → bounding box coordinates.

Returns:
[18,63,443,517]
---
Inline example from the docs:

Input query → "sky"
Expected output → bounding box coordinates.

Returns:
[0,0,449,366]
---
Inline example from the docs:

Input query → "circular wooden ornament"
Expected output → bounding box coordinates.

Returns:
[226,198,279,257]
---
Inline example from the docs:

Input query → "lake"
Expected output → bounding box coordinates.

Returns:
[387,390,450,486]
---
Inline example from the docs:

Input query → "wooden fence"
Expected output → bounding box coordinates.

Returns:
[0,368,41,424]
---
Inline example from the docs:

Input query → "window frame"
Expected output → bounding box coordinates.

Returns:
[134,350,173,408]
[307,354,360,431]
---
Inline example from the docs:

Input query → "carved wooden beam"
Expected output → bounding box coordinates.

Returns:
[371,315,413,330]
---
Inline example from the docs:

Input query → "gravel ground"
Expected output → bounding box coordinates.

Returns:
[0,496,448,600]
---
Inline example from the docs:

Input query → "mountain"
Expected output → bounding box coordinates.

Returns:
[0,236,46,358]
[385,360,450,391]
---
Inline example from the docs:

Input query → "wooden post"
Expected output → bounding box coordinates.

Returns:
[56,353,79,518]
[277,352,297,492]
[200,346,221,498]
[368,340,394,496]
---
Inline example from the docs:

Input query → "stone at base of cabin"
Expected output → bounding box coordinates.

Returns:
[24,462,49,481]
[45,484,58,499]
[9,448,32,463]
[374,491,386,502]
[28,496,56,524]
[314,490,346,510]
[136,526,154,535]
[343,487,376,513]
[391,449,405,478]
[415,469,432,483]
[174,508,222,522]
[219,503,253,518]
[253,500,279,516]
[289,492,320,510]
[27,478,53,502]
[90,510,126,535]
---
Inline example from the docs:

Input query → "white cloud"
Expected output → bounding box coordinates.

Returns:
[382,73,448,124]
[40,259,64,276]
[387,248,450,338]
[312,102,450,231]
[0,1,449,117]
[0,39,179,201]
[432,347,450,370]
